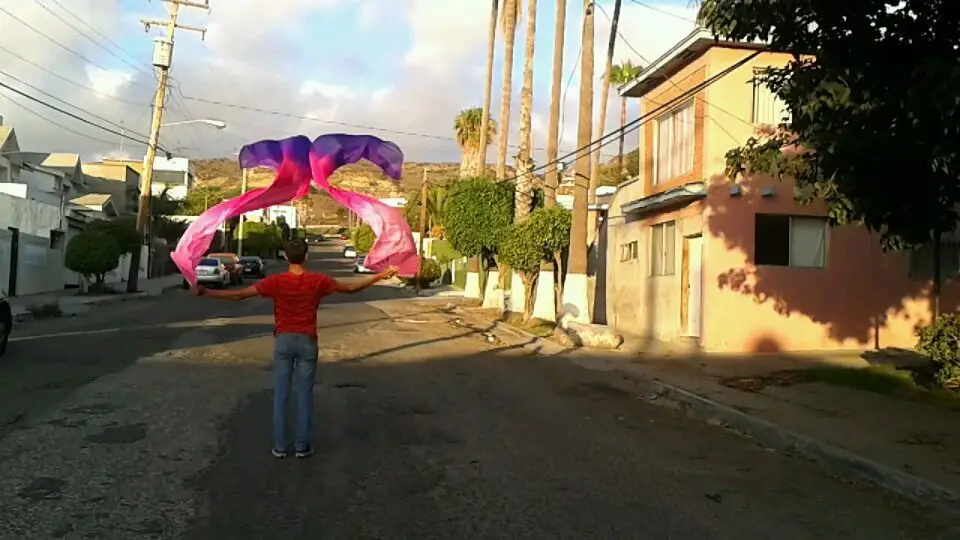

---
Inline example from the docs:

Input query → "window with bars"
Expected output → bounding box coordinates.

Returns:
[653,100,694,184]
[751,68,791,125]
[620,241,638,262]
[650,221,676,276]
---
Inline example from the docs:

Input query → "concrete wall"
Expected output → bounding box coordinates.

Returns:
[14,232,64,296]
[0,228,10,295]
[0,191,62,237]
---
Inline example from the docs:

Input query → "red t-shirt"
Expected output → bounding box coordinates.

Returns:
[255,271,336,338]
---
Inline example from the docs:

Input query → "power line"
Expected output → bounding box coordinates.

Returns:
[28,0,154,79]
[504,48,765,184]
[47,0,148,69]
[177,92,616,157]
[0,45,151,106]
[626,0,698,23]
[0,92,117,146]
[0,80,171,153]
[0,5,151,89]
[0,69,153,141]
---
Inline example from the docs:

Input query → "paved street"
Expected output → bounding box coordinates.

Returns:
[0,243,955,539]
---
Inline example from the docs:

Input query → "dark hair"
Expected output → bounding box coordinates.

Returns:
[284,238,308,264]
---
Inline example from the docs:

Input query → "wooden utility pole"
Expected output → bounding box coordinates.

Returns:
[588,0,621,245]
[544,0,566,208]
[415,169,429,296]
[128,0,208,292]
[562,0,595,321]
[478,0,499,174]
[236,167,249,255]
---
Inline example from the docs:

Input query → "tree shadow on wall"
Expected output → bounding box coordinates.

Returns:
[703,171,952,347]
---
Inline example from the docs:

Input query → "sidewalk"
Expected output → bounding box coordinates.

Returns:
[8,273,184,321]
[436,301,960,516]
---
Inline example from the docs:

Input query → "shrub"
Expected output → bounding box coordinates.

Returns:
[419,257,441,282]
[915,314,960,390]
[498,221,544,321]
[87,217,140,254]
[431,238,462,265]
[65,230,121,291]
[236,221,282,257]
[352,224,376,253]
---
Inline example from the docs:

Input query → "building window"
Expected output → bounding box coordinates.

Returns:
[908,241,960,280]
[751,68,791,125]
[49,230,64,250]
[620,241,638,262]
[654,100,694,184]
[650,220,676,276]
[754,214,827,268]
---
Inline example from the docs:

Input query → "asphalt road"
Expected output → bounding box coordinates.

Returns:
[0,242,956,539]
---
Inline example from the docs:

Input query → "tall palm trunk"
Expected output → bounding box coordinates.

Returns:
[544,0,566,208]
[479,0,499,177]
[514,0,537,223]
[618,96,627,177]
[495,0,519,180]
[588,0,622,222]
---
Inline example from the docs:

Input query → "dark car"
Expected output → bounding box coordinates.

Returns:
[306,235,324,245]
[0,290,10,358]
[239,256,266,278]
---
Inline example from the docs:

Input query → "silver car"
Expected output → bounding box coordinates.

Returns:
[0,289,10,358]
[195,257,231,288]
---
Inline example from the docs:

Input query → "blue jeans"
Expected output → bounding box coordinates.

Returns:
[273,333,319,452]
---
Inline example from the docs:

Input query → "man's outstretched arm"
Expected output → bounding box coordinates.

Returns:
[193,284,261,301]
[332,267,397,294]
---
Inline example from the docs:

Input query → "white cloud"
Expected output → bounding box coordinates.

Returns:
[0,0,698,168]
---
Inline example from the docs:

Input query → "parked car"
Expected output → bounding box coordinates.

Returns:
[208,253,243,285]
[193,257,231,288]
[343,245,357,258]
[0,290,11,358]
[239,256,266,278]
[306,235,324,245]
[353,254,373,274]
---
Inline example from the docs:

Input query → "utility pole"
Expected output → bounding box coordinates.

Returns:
[588,0,621,245]
[236,168,249,255]
[561,0,595,323]
[478,0,499,175]
[128,0,208,293]
[415,168,428,296]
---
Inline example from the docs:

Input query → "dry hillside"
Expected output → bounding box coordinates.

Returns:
[193,158,509,224]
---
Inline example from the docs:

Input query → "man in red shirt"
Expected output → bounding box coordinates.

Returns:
[192,238,397,458]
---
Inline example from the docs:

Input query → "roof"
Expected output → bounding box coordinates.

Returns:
[70,193,112,208]
[619,29,767,98]
[0,127,17,153]
[620,182,707,216]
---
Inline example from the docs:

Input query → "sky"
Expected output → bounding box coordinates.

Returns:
[0,0,699,165]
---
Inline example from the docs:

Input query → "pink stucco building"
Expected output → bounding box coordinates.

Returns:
[603,30,953,354]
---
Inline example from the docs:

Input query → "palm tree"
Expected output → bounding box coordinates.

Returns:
[495,0,520,180]
[544,0,566,208]
[479,0,499,174]
[514,0,538,223]
[610,60,642,178]
[403,185,448,236]
[455,107,497,178]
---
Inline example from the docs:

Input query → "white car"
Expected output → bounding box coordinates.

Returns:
[0,289,10,358]
[195,257,231,288]
[353,254,374,274]
[343,245,357,258]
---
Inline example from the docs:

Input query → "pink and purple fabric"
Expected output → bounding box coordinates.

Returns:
[171,134,419,286]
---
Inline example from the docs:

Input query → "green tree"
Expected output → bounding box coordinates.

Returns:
[697,0,960,309]
[499,220,543,321]
[65,231,121,291]
[87,217,139,255]
[181,185,239,215]
[351,223,376,254]
[235,221,282,257]
[528,205,571,306]
[444,178,514,301]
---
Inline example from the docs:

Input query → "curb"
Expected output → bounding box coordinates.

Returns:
[443,305,960,518]
[11,279,184,323]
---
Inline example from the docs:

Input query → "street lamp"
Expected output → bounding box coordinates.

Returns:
[161,118,227,129]
[235,151,249,255]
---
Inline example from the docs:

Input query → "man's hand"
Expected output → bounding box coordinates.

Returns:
[376,266,398,281]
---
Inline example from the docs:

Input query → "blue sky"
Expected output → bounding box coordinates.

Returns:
[0,0,699,161]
